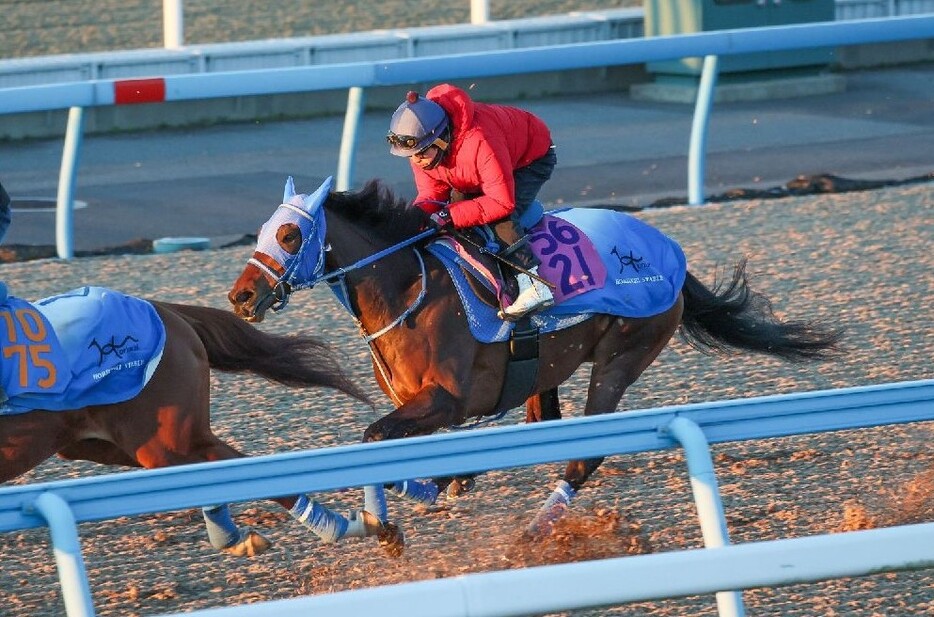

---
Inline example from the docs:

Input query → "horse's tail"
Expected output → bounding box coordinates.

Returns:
[679,259,844,362]
[154,301,371,404]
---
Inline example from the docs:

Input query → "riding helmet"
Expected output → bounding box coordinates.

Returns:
[387,91,450,157]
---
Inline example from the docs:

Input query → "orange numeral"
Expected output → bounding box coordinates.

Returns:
[3,344,29,388]
[30,344,57,388]
[15,308,47,342]
[3,344,56,389]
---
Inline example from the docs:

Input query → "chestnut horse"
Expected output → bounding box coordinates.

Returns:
[227,176,843,540]
[0,284,398,557]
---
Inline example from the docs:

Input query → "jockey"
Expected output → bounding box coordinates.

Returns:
[386,84,557,319]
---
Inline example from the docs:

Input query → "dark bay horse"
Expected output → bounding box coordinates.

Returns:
[227,176,843,540]
[0,284,395,557]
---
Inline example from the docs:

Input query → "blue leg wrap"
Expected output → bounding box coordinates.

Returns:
[364,484,388,521]
[290,494,348,543]
[387,479,439,506]
[202,504,241,550]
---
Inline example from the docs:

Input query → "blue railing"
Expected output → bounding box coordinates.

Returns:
[2,380,933,616]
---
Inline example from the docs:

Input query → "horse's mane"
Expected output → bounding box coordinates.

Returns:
[326,179,429,242]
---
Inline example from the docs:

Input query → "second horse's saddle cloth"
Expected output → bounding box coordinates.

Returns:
[0,286,166,415]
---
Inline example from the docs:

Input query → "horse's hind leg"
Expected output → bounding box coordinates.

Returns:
[529,305,682,536]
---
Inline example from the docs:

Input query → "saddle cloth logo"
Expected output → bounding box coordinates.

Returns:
[0,286,166,415]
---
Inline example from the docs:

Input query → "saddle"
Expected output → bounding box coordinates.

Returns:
[0,286,166,415]
[425,205,687,344]
[430,200,549,313]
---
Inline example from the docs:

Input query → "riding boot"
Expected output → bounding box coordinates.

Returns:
[491,217,554,319]
[504,265,554,319]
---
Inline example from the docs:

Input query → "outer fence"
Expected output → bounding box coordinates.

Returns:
[0,15,932,258]
[2,380,933,617]
[155,524,934,617]
[160,0,497,47]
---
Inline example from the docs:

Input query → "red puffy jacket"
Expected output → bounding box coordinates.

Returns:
[411,84,552,228]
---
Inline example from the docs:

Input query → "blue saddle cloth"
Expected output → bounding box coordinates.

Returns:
[426,207,687,343]
[0,286,166,415]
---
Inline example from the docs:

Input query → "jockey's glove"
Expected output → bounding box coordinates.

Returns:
[429,209,454,232]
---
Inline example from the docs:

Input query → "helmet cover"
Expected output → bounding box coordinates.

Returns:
[387,91,449,157]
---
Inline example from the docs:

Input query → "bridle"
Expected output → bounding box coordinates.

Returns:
[254,206,437,330]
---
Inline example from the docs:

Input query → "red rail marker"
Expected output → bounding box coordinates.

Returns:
[113,78,166,105]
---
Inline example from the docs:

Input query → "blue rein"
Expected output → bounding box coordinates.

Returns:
[272,227,437,334]
[318,228,436,288]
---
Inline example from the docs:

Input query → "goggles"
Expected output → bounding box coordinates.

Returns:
[386,132,423,151]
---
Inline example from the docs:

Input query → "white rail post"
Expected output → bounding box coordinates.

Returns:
[56,106,85,260]
[336,86,366,191]
[33,492,96,617]
[688,54,719,206]
[471,0,490,24]
[666,416,745,617]
[163,0,184,49]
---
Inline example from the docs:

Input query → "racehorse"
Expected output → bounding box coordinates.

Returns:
[0,284,398,557]
[227,176,843,543]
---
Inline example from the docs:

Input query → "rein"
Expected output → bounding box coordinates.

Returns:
[319,228,436,288]
[329,249,428,343]
[268,227,436,313]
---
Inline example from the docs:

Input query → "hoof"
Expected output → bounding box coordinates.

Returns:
[446,477,476,498]
[377,521,405,559]
[523,523,550,540]
[223,528,272,557]
[525,507,567,539]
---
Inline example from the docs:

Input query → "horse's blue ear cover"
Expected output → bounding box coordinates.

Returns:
[283,176,296,202]
[302,176,334,211]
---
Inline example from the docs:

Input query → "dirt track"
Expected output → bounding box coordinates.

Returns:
[0,183,932,616]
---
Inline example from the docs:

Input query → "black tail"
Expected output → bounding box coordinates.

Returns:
[680,259,844,362]
[154,301,371,404]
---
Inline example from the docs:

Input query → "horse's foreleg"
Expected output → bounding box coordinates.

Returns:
[0,412,70,483]
[426,388,563,501]
[525,387,561,423]
[367,385,477,505]
[381,388,563,507]
[360,386,465,554]
[364,386,464,441]
[364,386,463,508]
